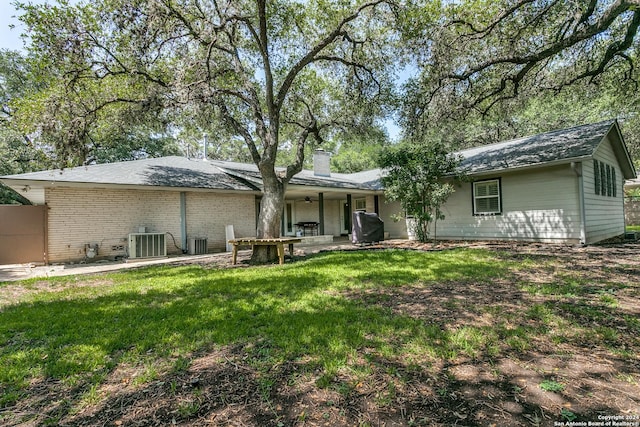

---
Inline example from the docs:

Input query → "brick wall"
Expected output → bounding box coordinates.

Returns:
[46,187,256,263]
[625,200,640,226]
[185,192,256,250]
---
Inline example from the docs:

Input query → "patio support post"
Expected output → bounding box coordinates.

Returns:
[318,192,325,235]
[346,194,352,234]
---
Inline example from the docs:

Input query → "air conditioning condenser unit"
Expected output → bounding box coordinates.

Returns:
[128,233,167,258]
[188,238,208,255]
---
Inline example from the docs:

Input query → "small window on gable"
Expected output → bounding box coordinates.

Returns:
[600,162,607,196]
[473,179,501,215]
[594,160,600,195]
[606,164,612,196]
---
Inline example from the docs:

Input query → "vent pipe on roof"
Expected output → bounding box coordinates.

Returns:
[313,149,331,177]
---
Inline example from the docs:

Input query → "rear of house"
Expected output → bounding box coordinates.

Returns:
[0,120,635,265]
[430,120,635,244]
[434,164,584,243]
[0,157,262,263]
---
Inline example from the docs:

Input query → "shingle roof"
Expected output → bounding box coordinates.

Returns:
[458,120,616,175]
[1,156,260,191]
[211,161,382,190]
[2,120,634,191]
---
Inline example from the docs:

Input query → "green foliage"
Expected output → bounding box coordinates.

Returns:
[405,78,640,164]
[539,379,565,392]
[0,49,54,203]
[330,126,390,173]
[378,138,463,242]
[16,0,398,169]
[400,1,640,160]
[404,1,639,120]
[561,408,577,422]
[0,46,180,174]
[14,0,402,250]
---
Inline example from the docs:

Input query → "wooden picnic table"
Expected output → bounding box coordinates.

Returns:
[228,237,302,265]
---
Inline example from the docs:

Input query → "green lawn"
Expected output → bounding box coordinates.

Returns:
[0,250,504,400]
[1,247,638,425]
[627,224,640,232]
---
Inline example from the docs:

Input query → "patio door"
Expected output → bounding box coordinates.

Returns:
[283,202,296,236]
[340,201,350,235]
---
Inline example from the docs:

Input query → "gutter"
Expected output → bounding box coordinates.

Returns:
[0,179,261,195]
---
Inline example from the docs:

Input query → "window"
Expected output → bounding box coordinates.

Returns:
[594,159,618,198]
[612,168,617,197]
[354,198,367,211]
[600,162,606,196]
[594,160,600,195]
[473,179,501,215]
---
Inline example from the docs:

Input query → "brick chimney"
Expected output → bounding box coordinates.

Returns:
[313,149,331,177]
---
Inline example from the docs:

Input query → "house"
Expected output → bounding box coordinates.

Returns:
[431,120,636,244]
[0,120,635,264]
[0,153,394,263]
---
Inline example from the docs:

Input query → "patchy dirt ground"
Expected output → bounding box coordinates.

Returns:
[2,241,640,427]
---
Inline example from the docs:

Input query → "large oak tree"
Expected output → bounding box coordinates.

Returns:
[403,0,640,137]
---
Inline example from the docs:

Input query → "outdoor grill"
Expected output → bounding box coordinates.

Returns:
[351,211,384,245]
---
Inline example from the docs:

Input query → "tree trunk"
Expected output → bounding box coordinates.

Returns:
[251,173,285,264]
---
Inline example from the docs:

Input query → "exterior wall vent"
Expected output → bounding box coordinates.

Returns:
[188,237,208,255]
[128,233,166,258]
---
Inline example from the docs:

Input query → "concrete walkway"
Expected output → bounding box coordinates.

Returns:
[0,240,353,282]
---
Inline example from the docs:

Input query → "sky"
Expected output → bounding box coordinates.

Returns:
[0,1,30,51]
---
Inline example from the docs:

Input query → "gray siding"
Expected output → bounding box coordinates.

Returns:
[430,165,582,243]
[583,135,626,243]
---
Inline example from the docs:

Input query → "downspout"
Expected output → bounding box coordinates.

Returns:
[571,162,586,245]
[180,192,188,253]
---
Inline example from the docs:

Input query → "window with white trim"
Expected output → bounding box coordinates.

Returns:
[473,179,501,215]
[354,198,367,211]
[593,159,618,198]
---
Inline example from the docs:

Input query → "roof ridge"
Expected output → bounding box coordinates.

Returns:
[456,119,615,155]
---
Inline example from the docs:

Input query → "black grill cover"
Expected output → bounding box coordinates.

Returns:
[352,211,384,244]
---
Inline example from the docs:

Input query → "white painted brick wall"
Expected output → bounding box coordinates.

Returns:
[185,192,256,250]
[46,187,256,263]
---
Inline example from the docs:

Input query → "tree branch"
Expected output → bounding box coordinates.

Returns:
[275,0,388,111]
[216,101,261,165]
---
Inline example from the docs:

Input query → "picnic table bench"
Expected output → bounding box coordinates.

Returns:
[228,237,302,265]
